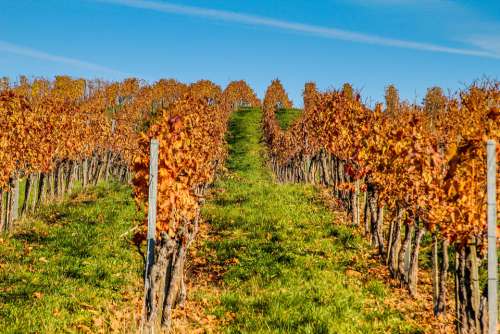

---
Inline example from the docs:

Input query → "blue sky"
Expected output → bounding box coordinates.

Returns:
[1,0,499,105]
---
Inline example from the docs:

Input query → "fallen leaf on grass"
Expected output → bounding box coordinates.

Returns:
[33,292,43,299]
[224,257,239,265]
[23,245,33,255]
[93,317,105,328]
[110,318,121,331]
[345,269,362,278]
[78,302,96,310]
[192,329,206,334]
[76,324,93,334]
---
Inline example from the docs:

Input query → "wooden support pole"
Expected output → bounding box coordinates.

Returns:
[142,139,159,333]
[486,140,498,334]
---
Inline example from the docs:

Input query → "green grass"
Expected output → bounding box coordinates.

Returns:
[197,108,424,333]
[0,182,142,333]
[275,108,302,130]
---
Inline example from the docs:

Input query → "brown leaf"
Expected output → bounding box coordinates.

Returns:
[33,291,43,299]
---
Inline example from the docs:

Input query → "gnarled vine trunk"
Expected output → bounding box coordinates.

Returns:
[141,217,200,333]
[455,241,481,334]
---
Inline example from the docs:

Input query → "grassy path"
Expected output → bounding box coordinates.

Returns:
[192,108,423,333]
[275,108,303,129]
[0,183,142,333]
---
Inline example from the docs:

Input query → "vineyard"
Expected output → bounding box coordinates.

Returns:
[0,75,498,333]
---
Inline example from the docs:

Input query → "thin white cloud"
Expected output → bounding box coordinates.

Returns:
[466,35,500,56]
[0,40,127,76]
[94,0,500,59]
[345,0,452,7]
[346,0,420,6]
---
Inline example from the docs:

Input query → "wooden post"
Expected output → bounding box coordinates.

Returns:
[21,174,32,216]
[0,190,4,231]
[486,140,497,334]
[142,139,159,332]
[11,178,19,223]
[83,159,89,187]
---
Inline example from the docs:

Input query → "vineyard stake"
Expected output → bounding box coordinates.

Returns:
[487,140,498,334]
[144,138,159,329]
[11,178,19,223]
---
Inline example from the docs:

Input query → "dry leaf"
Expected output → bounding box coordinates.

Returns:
[33,292,43,299]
